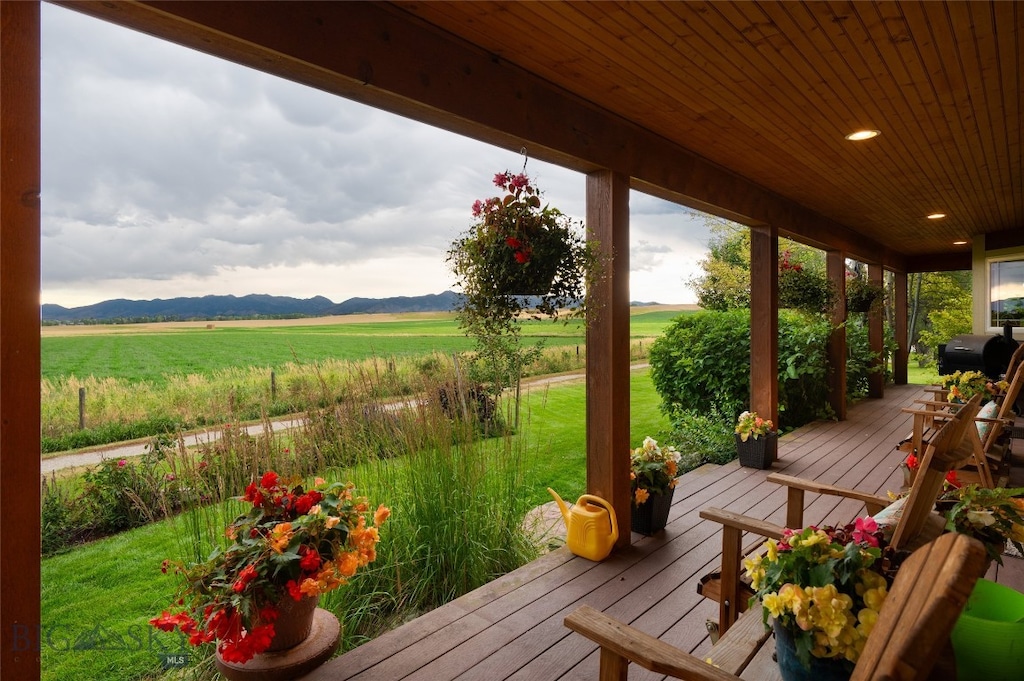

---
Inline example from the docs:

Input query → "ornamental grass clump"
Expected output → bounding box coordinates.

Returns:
[629,436,681,506]
[745,519,894,670]
[151,472,389,664]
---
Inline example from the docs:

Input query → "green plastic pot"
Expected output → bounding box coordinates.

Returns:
[951,578,1024,681]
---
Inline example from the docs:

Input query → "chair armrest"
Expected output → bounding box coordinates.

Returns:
[765,473,890,514]
[698,508,785,540]
[564,605,741,681]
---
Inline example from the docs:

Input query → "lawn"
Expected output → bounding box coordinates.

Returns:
[40,368,671,681]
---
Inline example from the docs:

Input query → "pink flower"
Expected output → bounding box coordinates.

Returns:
[492,172,510,188]
[165,473,176,482]
[852,516,879,547]
[510,173,529,189]
[117,459,127,467]
[471,199,484,217]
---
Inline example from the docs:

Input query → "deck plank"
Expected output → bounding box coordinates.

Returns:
[305,386,1024,681]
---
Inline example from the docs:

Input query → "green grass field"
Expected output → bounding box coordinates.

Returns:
[42,308,692,384]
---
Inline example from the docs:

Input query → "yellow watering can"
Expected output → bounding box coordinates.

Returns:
[547,488,618,562]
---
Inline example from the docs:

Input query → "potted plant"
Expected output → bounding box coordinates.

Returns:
[447,170,602,426]
[735,410,776,469]
[447,170,601,323]
[151,472,389,666]
[844,275,884,313]
[629,436,681,535]
[938,370,1007,404]
[939,484,1024,565]
[745,519,895,680]
[777,250,838,315]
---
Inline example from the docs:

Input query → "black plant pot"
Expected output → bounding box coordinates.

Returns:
[631,488,674,535]
[735,432,776,469]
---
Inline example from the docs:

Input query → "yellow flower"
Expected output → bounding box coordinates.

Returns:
[766,539,778,562]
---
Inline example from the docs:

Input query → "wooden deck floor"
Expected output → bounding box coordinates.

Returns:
[305,384,1024,681]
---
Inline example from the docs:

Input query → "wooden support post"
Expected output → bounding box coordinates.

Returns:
[585,170,631,550]
[827,250,847,420]
[749,225,778,426]
[893,270,909,385]
[867,264,885,398]
[1,2,42,677]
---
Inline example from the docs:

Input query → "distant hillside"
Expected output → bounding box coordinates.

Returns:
[41,292,462,323]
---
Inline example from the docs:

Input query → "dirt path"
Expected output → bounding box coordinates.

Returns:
[41,364,649,475]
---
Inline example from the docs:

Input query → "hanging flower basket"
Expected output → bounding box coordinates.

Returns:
[448,170,601,324]
[845,276,884,313]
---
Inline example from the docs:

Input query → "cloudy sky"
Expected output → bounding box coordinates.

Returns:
[40,4,711,309]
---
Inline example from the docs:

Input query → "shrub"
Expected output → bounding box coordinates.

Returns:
[668,405,737,470]
[649,310,876,430]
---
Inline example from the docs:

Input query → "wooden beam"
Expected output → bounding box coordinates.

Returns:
[827,250,847,420]
[893,270,909,385]
[0,1,42,677]
[749,226,778,427]
[585,170,631,550]
[57,0,906,271]
[868,264,885,398]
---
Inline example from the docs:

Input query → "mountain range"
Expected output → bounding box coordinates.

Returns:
[41,291,463,323]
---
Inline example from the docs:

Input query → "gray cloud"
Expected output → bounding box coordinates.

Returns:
[40,4,706,306]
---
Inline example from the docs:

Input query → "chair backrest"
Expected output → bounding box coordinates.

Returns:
[996,355,1024,421]
[1002,342,1024,384]
[891,393,981,550]
[851,532,987,680]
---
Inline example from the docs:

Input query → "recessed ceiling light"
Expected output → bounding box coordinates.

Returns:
[927,213,946,220]
[844,129,881,141]
[953,240,968,245]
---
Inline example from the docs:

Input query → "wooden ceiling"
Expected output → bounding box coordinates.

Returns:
[394,1,1021,261]
[55,1,1022,268]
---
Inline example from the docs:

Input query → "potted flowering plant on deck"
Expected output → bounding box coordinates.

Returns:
[735,410,777,469]
[151,472,389,665]
[629,437,681,535]
[744,519,894,680]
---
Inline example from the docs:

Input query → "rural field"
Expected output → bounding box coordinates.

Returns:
[42,305,697,385]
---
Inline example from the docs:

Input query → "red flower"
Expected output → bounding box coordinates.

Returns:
[299,546,322,573]
[260,471,279,489]
[243,482,263,506]
[286,579,304,601]
[505,237,522,249]
[514,250,530,264]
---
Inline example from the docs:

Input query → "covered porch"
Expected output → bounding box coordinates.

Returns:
[305,384,1024,680]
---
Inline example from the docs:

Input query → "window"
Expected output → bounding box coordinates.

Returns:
[989,258,1024,329]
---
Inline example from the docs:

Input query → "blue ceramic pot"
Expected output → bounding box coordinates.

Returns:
[773,621,853,681]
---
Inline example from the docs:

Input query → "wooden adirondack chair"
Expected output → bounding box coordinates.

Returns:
[565,532,987,681]
[697,394,981,636]
[904,363,1024,487]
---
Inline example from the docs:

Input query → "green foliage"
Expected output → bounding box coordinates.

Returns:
[648,309,752,418]
[908,271,972,355]
[667,405,737,470]
[649,310,876,430]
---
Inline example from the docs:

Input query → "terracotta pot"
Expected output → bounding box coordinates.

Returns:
[267,595,319,652]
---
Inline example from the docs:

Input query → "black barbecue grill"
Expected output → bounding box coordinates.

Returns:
[938,328,1020,380]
